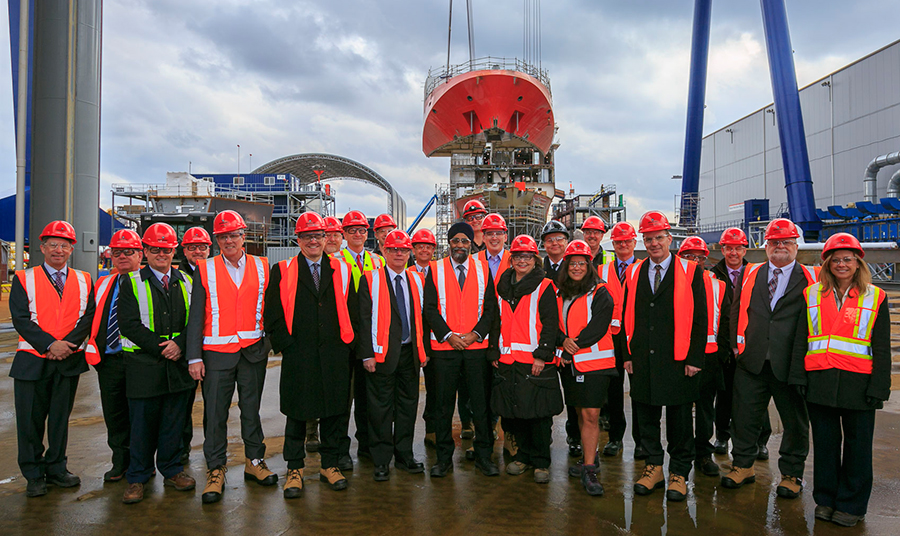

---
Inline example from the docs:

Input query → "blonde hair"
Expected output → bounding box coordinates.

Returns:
[819,250,871,295]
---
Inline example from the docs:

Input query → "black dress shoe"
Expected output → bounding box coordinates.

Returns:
[26,477,47,497]
[603,441,623,457]
[465,446,476,461]
[696,456,721,477]
[599,415,610,431]
[474,457,499,477]
[104,466,127,482]
[634,445,649,460]
[338,455,353,472]
[394,458,425,474]
[430,461,453,478]
[47,471,81,488]
[568,443,583,458]
[757,445,769,460]
[713,439,728,455]
[373,465,390,482]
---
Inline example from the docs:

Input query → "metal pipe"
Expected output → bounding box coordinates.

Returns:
[465,0,475,65]
[864,151,900,201]
[885,168,900,198]
[15,0,29,271]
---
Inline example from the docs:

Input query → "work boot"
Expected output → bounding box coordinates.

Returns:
[26,477,47,498]
[581,465,604,496]
[504,432,518,458]
[696,456,720,477]
[776,475,803,499]
[634,464,665,495]
[424,432,437,448]
[666,473,687,502]
[305,420,320,453]
[283,469,304,499]
[319,467,348,491]
[460,422,475,440]
[831,511,864,527]
[244,459,278,486]
[163,471,196,491]
[122,482,144,504]
[533,468,550,484]
[202,466,227,504]
[506,461,533,476]
[814,505,834,521]
[721,466,755,489]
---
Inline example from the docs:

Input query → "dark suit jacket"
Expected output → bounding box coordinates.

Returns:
[9,266,95,380]
[542,256,564,285]
[730,262,810,382]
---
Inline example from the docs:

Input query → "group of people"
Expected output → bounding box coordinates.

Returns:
[10,202,890,527]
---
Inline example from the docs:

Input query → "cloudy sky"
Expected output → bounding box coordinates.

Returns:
[0,0,897,228]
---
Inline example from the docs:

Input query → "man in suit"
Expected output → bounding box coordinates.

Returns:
[722,218,817,499]
[88,229,144,482]
[10,221,95,498]
[264,212,363,496]
[357,230,428,481]
[710,227,772,458]
[118,223,197,504]
[624,211,707,502]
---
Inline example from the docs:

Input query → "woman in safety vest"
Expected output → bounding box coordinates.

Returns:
[555,240,616,496]
[789,233,891,527]
[490,235,561,484]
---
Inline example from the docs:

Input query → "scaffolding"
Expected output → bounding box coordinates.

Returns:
[552,184,627,236]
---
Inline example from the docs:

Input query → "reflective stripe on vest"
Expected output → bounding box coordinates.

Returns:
[556,286,616,372]
[342,249,384,292]
[121,271,191,352]
[278,256,354,344]
[429,257,488,350]
[85,274,118,365]
[498,279,551,364]
[735,263,817,354]
[598,261,622,334]
[200,255,267,349]
[803,282,883,374]
[16,267,91,357]
[705,271,725,352]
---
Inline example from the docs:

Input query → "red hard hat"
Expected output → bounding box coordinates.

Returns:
[39,220,77,243]
[142,223,179,248]
[324,216,343,233]
[481,213,508,231]
[374,214,397,230]
[182,226,212,245]
[582,216,606,233]
[295,212,326,234]
[509,234,539,254]
[720,227,749,246]
[639,211,671,234]
[764,218,800,241]
[109,229,142,249]
[564,240,593,258]
[342,210,369,229]
[383,229,412,249]
[411,228,437,246]
[213,210,247,235]
[610,222,637,241]
[463,199,488,217]
[822,233,864,260]
[678,236,709,256]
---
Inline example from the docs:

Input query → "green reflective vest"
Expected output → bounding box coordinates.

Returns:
[340,248,385,291]
[121,271,192,353]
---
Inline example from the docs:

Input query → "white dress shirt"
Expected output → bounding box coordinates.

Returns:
[148,266,173,285]
[224,252,246,286]
[767,260,796,309]
[647,253,673,289]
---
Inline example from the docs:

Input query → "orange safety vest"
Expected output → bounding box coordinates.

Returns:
[84,273,120,365]
[277,256,354,344]
[477,249,511,290]
[198,254,269,352]
[429,257,490,351]
[556,285,616,372]
[704,271,726,353]
[735,263,818,354]
[16,267,91,359]
[365,267,427,363]
[804,282,884,374]
[598,261,625,335]
[498,279,554,365]
[623,257,696,361]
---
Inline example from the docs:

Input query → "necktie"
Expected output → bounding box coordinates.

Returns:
[312,263,320,290]
[768,268,782,303]
[162,274,169,290]
[53,271,65,295]
[653,265,662,294]
[356,254,362,268]
[618,262,626,284]
[106,286,120,350]
[730,270,740,297]
[395,275,410,342]
[457,265,466,290]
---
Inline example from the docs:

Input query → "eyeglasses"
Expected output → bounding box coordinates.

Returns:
[510,253,535,261]
[464,213,485,223]
[185,244,208,252]
[643,234,669,244]
[568,260,589,268]
[299,232,326,242]
[681,254,707,263]
[830,256,857,265]
[147,247,173,255]
[43,242,72,251]
[385,247,410,255]
[484,230,506,238]
[582,230,604,237]
[722,245,745,253]
[344,228,367,235]
[768,240,796,247]
[217,232,243,242]
[111,249,138,257]
[449,237,471,245]
[543,236,567,244]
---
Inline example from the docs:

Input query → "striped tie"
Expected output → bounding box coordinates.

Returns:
[106,292,120,350]
[53,271,65,295]
[768,268,782,303]
[653,265,662,294]
[162,274,169,290]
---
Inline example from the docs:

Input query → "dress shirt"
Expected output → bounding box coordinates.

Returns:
[223,252,246,286]
[386,266,412,345]
[415,263,429,276]
[486,250,503,279]
[149,266,173,286]
[647,253,673,289]
[43,263,68,286]
[767,260,796,309]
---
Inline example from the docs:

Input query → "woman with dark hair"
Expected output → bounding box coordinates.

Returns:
[556,240,617,496]
[790,233,891,527]
[490,235,561,484]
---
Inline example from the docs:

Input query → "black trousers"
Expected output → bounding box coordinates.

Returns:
[202,357,267,468]
[731,362,809,476]
[14,373,80,480]
[422,357,437,434]
[97,353,130,468]
[808,402,876,516]
[366,345,419,466]
[126,390,190,484]
[695,379,717,458]
[350,356,370,453]
[505,416,552,469]
[716,357,772,445]
[456,368,473,425]
[606,366,641,445]
[633,400,695,477]
[182,381,205,457]
[284,413,348,469]
[432,349,492,463]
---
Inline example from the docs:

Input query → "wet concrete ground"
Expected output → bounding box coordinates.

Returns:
[1,328,899,536]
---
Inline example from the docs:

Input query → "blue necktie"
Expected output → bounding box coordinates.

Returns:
[107,289,120,350]
[395,275,410,342]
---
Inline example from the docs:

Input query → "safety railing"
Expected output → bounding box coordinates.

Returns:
[425,57,551,100]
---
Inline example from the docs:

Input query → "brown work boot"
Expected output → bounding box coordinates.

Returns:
[163,471,196,491]
[244,459,278,486]
[122,482,144,504]
[776,475,803,499]
[634,464,665,495]
[666,473,687,502]
[283,468,304,499]
[721,466,755,489]
[319,467,348,491]
[202,466,227,504]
